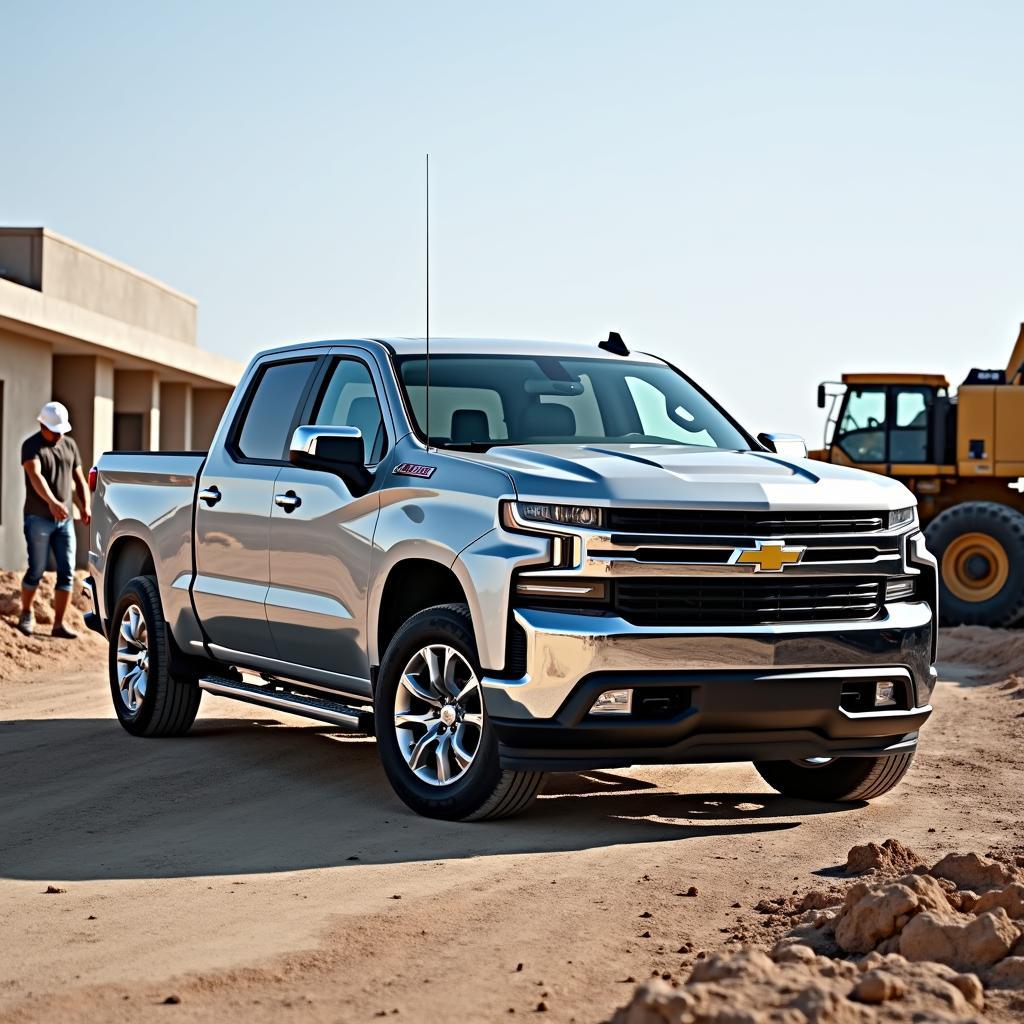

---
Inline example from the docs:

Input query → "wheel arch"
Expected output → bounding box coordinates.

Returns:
[373,556,471,672]
[104,533,157,622]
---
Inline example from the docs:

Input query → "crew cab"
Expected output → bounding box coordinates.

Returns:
[86,336,938,820]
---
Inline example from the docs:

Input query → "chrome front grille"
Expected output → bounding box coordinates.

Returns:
[613,577,884,626]
[605,508,885,536]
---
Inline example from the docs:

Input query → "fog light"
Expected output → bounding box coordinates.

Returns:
[874,681,897,707]
[591,689,632,715]
[885,576,916,602]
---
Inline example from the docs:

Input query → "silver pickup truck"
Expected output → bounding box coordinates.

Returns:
[86,336,938,820]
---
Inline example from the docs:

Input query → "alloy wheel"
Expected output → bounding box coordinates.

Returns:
[393,644,485,787]
[116,604,150,713]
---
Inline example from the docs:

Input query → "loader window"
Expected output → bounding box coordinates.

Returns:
[836,387,886,463]
[890,387,932,463]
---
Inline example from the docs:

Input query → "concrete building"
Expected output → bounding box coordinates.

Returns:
[0,227,241,570]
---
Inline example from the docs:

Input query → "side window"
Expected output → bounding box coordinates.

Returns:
[312,358,387,464]
[235,359,316,462]
[624,376,715,446]
[837,386,887,463]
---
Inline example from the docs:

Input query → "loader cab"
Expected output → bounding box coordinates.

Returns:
[818,374,952,473]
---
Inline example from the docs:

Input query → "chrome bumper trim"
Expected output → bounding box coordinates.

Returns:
[482,600,934,720]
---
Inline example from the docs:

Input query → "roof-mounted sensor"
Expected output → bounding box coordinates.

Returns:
[599,331,629,356]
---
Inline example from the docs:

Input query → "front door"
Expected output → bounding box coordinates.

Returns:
[193,355,320,659]
[265,353,388,694]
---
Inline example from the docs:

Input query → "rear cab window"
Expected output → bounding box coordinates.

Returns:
[231,358,318,463]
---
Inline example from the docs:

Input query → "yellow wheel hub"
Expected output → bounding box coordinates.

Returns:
[942,532,1010,603]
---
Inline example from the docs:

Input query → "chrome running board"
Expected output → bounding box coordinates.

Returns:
[198,674,373,731]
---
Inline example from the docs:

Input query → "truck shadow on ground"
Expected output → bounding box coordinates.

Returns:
[0,715,862,882]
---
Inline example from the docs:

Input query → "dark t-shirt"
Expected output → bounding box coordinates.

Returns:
[22,432,81,518]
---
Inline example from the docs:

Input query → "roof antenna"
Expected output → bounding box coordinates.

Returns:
[599,331,629,356]
[425,153,431,450]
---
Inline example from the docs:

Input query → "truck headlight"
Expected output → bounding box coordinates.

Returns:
[887,507,917,530]
[512,502,604,529]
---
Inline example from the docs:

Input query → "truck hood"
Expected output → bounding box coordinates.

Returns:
[455,444,915,511]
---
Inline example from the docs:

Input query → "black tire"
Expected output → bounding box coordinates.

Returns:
[108,575,201,737]
[754,752,915,803]
[374,603,544,821]
[925,501,1024,626]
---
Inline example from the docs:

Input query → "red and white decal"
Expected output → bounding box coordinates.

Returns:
[393,462,436,479]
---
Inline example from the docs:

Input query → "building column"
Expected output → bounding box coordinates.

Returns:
[192,387,233,449]
[114,370,160,450]
[52,354,114,470]
[160,382,193,451]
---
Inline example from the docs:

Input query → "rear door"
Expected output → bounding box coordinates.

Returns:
[193,355,320,660]
[264,350,390,693]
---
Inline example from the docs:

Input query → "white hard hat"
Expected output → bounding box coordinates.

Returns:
[38,401,72,434]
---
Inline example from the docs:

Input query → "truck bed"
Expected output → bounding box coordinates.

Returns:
[92,450,209,645]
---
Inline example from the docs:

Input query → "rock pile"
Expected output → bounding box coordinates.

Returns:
[612,946,987,1024]
[613,843,1024,1023]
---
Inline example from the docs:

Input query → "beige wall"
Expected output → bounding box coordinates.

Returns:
[192,388,232,449]
[0,228,197,345]
[115,370,160,450]
[0,330,53,570]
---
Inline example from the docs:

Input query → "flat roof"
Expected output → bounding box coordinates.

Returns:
[842,372,950,387]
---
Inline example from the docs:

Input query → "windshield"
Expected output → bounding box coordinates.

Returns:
[395,355,751,450]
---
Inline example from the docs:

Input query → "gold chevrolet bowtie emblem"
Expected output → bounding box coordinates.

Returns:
[732,540,806,572]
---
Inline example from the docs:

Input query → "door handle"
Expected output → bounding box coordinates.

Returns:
[274,490,302,513]
[198,486,221,506]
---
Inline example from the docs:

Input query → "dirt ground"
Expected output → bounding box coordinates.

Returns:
[1,618,1022,1023]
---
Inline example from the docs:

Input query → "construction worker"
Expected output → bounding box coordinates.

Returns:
[18,401,91,639]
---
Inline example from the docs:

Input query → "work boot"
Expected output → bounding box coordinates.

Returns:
[51,623,78,640]
[17,612,34,636]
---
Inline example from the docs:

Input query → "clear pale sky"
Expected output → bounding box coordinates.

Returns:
[5,2,1024,445]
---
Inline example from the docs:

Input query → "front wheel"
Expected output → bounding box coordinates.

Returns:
[753,752,915,802]
[374,604,544,820]
[109,575,201,737]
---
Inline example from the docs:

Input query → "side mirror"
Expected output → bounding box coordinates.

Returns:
[289,425,371,493]
[757,432,808,460]
[816,383,827,409]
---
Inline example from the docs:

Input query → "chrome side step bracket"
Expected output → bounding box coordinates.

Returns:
[198,674,374,732]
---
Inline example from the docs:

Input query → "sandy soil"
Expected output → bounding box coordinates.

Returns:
[1,629,1022,1023]
[0,571,103,682]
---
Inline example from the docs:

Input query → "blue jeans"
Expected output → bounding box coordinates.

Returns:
[22,514,76,592]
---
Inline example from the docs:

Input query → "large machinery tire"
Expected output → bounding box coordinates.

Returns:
[925,501,1024,626]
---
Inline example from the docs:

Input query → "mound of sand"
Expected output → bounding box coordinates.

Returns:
[0,569,104,682]
[939,626,1024,684]
[844,838,926,878]
[615,843,1024,1023]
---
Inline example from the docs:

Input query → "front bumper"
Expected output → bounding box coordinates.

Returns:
[482,600,935,771]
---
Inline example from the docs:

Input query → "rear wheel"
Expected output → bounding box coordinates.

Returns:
[925,501,1024,626]
[374,603,544,820]
[109,575,201,737]
[754,752,915,802]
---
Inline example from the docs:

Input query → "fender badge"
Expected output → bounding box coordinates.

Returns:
[393,462,436,479]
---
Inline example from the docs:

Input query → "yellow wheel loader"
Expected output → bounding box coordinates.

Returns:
[812,324,1024,626]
